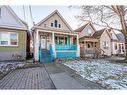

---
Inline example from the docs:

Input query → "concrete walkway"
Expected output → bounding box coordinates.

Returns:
[44,64,84,89]
[44,63,105,89]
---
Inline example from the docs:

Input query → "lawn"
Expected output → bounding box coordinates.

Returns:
[63,59,127,89]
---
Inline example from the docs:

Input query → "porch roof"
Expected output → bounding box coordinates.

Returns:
[80,37,99,42]
[35,27,78,36]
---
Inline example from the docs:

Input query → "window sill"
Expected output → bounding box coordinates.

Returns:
[0,45,18,47]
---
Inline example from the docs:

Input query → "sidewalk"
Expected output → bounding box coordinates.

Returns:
[44,63,105,89]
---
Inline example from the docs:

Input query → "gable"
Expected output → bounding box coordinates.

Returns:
[0,6,26,29]
[100,30,111,41]
[36,10,72,32]
[79,24,95,38]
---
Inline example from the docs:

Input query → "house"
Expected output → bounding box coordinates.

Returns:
[0,6,29,61]
[75,22,112,57]
[116,33,125,55]
[74,22,100,58]
[107,29,125,56]
[32,10,80,63]
[93,28,112,56]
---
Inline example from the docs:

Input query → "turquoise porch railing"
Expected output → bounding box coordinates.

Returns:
[55,44,77,58]
[55,44,77,51]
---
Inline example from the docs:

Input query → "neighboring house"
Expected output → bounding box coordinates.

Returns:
[116,33,126,55]
[74,22,100,58]
[75,22,112,57]
[0,6,29,61]
[32,10,79,63]
[107,29,125,55]
[93,28,112,56]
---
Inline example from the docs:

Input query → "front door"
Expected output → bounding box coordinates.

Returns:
[40,35,47,49]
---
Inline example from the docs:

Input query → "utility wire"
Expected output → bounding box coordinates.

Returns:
[29,5,35,26]
[23,5,26,21]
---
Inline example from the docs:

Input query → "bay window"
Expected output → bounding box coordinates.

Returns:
[0,32,18,46]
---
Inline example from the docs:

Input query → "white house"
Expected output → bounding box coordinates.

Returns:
[32,10,79,63]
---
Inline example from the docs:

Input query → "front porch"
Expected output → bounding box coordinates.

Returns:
[79,37,102,58]
[34,29,80,63]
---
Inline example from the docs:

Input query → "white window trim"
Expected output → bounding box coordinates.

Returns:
[50,20,62,29]
[0,32,18,46]
[102,41,108,47]
[87,29,92,36]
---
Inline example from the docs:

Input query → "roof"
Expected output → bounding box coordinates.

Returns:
[74,23,89,32]
[34,10,73,32]
[74,22,96,32]
[92,28,106,38]
[0,6,28,30]
[116,33,125,42]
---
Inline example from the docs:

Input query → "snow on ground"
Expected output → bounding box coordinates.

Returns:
[0,61,26,77]
[63,59,127,89]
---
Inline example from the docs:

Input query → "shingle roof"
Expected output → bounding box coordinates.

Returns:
[116,33,125,42]
[92,28,106,38]
[74,23,89,32]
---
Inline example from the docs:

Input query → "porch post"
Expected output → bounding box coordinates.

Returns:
[34,30,39,61]
[52,32,56,58]
[77,35,80,57]
[70,36,73,44]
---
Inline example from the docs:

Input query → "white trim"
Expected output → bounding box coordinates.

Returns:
[37,29,78,36]
[35,10,73,31]
[34,30,39,61]
[0,32,18,46]
[0,25,28,30]
[56,50,77,52]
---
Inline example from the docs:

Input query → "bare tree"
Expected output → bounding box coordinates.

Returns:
[72,5,127,61]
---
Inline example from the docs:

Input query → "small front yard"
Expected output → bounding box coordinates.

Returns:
[63,58,127,89]
[0,60,40,80]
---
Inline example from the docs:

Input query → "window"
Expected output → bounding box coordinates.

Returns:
[59,24,61,28]
[122,44,124,50]
[54,20,58,28]
[115,43,117,50]
[102,41,108,49]
[51,23,53,27]
[87,44,90,48]
[50,20,61,28]
[87,29,92,36]
[10,33,18,45]
[44,24,46,28]
[0,32,18,46]
[55,36,67,44]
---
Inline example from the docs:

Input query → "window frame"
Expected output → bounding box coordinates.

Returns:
[102,41,108,49]
[87,29,92,36]
[50,20,62,29]
[0,32,18,46]
[115,43,117,50]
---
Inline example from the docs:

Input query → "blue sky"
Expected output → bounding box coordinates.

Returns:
[11,6,81,30]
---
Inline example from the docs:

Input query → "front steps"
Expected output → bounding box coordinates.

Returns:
[40,49,53,63]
